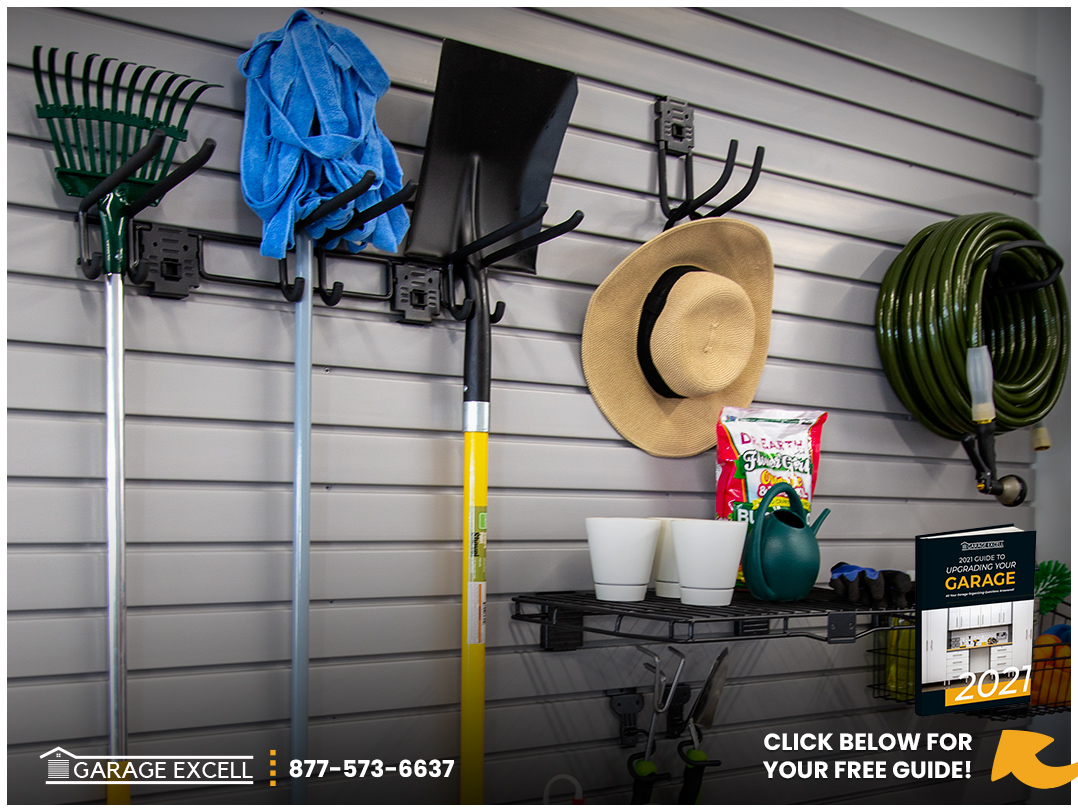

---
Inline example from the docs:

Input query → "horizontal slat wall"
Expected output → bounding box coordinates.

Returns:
[8,7,1044,805]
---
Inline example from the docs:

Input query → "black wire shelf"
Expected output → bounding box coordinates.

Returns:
[511,587,913,650]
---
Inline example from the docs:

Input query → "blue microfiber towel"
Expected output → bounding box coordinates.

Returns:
[237,9,409,259]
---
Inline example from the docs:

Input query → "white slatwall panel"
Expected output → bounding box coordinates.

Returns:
[8,7,1044,804]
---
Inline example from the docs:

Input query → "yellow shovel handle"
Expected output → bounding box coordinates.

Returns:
[460,430,488,804]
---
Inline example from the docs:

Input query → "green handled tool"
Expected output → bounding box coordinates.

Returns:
[677,648,729,804]
[629,646,686,804]
[33,46,216,805]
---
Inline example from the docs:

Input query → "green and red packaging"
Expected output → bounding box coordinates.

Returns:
[716,406,828,523]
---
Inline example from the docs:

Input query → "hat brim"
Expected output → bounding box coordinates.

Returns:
[581,218,773,458]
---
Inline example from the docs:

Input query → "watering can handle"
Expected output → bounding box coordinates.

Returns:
[761,482,806,521]
[748,482,806,601]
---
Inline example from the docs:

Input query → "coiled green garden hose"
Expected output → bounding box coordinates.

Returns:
[876,212,1069,503]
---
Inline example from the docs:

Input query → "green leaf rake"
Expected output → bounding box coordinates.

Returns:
[32,45,217,801]
[33,45,219,278]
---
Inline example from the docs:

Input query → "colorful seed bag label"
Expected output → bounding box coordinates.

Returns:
[716,407,827,524]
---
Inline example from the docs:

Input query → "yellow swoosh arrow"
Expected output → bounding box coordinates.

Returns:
[992,730,1078,789]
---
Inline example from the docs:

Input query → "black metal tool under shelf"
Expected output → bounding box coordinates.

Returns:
[512,588,913,651]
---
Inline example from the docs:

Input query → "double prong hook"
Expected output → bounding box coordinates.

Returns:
[655,96,765,230]
[306,179,417,306]
[442,201,584,323]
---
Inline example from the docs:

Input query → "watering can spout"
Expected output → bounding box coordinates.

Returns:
[811,508,831,535]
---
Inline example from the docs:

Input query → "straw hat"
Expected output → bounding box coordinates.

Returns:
[581,218,773,458]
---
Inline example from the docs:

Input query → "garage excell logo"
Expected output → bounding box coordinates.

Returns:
[40,747,255,786]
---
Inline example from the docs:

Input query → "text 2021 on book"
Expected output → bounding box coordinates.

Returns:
[915,525,1036,716]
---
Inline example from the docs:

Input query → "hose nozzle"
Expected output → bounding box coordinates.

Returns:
[966,345,995,423]
[960,421,1027,507]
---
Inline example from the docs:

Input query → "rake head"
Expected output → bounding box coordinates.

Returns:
[33,45,219,200]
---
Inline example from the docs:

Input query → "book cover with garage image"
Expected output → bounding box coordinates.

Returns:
[915,525,1036,716]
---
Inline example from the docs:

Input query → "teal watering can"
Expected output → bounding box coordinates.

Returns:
[743,482,829,602]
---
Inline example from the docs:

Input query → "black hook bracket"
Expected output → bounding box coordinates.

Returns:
[76,132,218,287]
[655,96,765,230]
[392,263,442,324]
[606,689,646,749]
[129,175,417,304]
[438,202,584,328]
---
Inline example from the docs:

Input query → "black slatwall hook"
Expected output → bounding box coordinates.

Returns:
[655,96,765,230]
[318,181,417,248]
[278,257,305,302]
[275,175,416,305]
[660,139,737,228]
[125,138,217,218]
[314,246,344,306]
[444,202,584,323]
[307,180,418,307]
[297,170,377,232]
[478,209,584,270]
[442,260,475,322]
[702,144,765,221]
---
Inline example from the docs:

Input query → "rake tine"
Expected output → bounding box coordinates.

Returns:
[132,68,169,159]
[120,64,151,167]
[173,80,220,134]
[82,53,101,174]
[149,76,200,178]
[149,71,186,127]
[119,63,150,175]
[144,71,186,178]
[55,49,81,172]
[60,50,87,172]
[95,57,117,174]
[93,55,114,175]
[109,61,135,176]
[95,56,116,173]
[158,80,220,174]
[33,47,67,170]
[161,77,200,129]
[137,68,169,119]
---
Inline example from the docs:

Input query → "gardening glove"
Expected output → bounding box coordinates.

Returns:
[830,562,885,607]
[830,563,913,609]
[882,569,914,610]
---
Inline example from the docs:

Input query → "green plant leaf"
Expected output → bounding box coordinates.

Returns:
[1034,559,1071,615]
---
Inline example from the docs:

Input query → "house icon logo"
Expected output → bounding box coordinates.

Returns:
[37,745,256,786]
[39,747,76,781]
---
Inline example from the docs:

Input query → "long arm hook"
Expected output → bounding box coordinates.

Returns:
[296,170,376,231]
[318,181,417,247]
[125,137,217,217]
[704,145,765,220]
[449,202,547,264]
[479,209,584,269]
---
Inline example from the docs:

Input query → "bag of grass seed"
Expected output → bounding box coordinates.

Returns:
[716,406,827,524]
